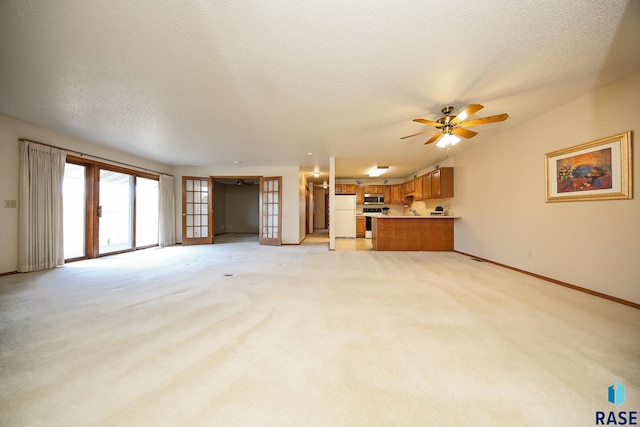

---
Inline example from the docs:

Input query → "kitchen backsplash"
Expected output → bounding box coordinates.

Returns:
[403,200,453,216]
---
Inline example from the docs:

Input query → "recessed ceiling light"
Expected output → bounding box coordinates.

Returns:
[234,160,242,164]
[307,152,313,156]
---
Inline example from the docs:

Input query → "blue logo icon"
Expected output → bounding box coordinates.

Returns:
[608,382,625,406]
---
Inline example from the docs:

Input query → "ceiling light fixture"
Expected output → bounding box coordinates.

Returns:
[436,132,461,148]
[368,166,389,177]
[313,170,320,178]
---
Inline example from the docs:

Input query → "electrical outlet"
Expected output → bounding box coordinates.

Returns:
[528,250,533,259]
[4,200,17,208]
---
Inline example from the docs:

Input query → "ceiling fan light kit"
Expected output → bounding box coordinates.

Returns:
[436,133,461,148]
[402,104,508,148]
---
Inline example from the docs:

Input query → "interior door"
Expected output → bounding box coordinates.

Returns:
[182,176,212,245]
[259,176,282,246]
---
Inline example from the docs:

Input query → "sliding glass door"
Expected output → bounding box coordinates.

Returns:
[136,177,159,247]
[63,163,86,259]
[99,170,134,254]
[63,157,160,260]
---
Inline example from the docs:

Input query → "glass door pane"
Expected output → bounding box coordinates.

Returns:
[259,176,282,245]
[63,163,86,259]
[136,177,159,247]
[185,179,209,239]
[182,177,211,245]
[99,170,133,254]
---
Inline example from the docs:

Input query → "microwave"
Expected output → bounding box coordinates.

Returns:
[363,194,385,205]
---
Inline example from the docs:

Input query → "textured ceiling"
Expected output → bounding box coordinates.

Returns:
[1,1,639,181]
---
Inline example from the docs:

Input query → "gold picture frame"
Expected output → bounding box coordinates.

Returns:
[545,131,632,202]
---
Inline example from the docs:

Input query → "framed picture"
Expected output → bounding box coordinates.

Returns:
[545,131,632,202]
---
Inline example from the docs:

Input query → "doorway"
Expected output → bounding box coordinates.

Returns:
[212,177,260,242]
[181,175,282,246]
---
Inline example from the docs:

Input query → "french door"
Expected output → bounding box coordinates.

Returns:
[179,175,281,246]
[259,176,282,246]
[181,177,212,245]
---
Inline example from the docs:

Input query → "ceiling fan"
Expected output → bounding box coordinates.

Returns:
[401,104,508,147]
[235,179,256,186]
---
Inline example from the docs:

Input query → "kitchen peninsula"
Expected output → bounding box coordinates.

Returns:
[371,216,458,251]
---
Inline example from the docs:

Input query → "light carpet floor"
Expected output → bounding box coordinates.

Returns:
[1,234,638,426]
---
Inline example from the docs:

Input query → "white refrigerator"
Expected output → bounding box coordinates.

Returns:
[334,195,356,238]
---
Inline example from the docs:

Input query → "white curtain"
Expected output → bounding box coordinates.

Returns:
[18,141,67,272]
[158,174,176,247]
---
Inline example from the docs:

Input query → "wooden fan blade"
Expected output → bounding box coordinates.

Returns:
[450,104,483,124]
[452,127,478,139]
[413,118,441,127]
[400,129,435,140]
[461,113,509,127]
[424,132,443,145]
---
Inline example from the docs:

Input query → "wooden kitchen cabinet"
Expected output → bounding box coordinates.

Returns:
[356,185,365,204]
[371,217,454,251]
[403,179,415,195]
[430,167,454,199]
[414,174,424,200]
[356,216,366,238]
[382,185,392,204]
[390,184,404,205]
[422,172,432,199]
[335,184,356,194]
[364,185,383,194]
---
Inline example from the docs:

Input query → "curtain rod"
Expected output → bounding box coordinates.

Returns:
[18,138,174,178]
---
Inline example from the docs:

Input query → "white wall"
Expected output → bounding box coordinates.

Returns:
[0,114,174,274]
[454,71,640,304]
[173,165,303,245]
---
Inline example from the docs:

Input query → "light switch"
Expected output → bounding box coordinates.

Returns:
[4,200,17,208]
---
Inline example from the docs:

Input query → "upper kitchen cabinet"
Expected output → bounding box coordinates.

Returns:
[364,185,384,194]
[430,167,454,199]
[403,179,415,196]
[356,185,365,204]
[414,174,424,200]
[335,184,356,194]
[422,173,432,200]
[390,183,404,205]
[382,185,392,204]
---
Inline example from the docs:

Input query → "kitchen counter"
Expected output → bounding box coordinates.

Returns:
[371,216,458,251]
[378,215,460,219]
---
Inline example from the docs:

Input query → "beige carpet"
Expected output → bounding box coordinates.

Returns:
[1,234,638,426]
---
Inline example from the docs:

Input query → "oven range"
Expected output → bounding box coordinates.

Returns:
[362,208,383,238]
